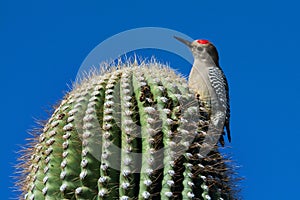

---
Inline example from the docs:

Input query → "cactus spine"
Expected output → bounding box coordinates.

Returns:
[18,61,236,200]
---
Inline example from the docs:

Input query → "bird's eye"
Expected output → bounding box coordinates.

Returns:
[197,47,203,51]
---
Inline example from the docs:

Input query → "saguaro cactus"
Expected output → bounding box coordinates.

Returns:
[18,61,237,200]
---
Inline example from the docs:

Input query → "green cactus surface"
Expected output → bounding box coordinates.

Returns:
[18,61,237,200]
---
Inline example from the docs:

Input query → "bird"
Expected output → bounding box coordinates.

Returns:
[174,36,231,146]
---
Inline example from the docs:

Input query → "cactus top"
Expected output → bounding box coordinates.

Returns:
[17,61,237,200]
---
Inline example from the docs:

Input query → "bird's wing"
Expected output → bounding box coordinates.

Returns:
[208,66,231,142]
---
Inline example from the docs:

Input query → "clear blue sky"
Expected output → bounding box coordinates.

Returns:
[1,1,299,199]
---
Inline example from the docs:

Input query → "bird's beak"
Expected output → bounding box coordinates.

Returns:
[174,36,192,48]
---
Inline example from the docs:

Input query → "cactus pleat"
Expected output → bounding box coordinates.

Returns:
[18,62,236,200]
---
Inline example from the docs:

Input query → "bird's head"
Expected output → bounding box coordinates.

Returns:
[174,36,219,65]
